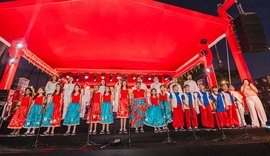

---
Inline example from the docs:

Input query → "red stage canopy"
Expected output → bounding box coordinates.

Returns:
[0,0,227,74]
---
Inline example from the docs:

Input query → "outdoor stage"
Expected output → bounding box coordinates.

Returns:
[1,119,270,156]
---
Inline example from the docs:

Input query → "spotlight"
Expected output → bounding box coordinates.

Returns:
[109,73,113,82]
[76,73,80,81]
[15,42,24,49]
[132,73,136,80]
[125,74,128,80]
[117,73,121,80]
[200,50,208,56]
[200,38,207,44]
[205,68,211,73]
[148,74,152,81]
[94,73,97,81]
[66,72,71,79]
[9,58,17,64]
[221,80,227,84]
[101,73,105,79]
[84,72,89,79]
[164,75,168,81]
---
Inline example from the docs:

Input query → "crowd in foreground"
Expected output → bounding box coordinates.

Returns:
[7,74,267,136]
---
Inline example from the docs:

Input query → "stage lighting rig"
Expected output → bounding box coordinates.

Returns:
[84,73,89,79]
[101,73,105,79]
[109,73,113,82]
[148,74,152,81]
[94,73,97,82]
[132,73,136,80]
[117,73,121,80]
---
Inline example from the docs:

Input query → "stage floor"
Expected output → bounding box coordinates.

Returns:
[1,127,270,156]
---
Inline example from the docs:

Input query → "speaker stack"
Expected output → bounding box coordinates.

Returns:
[233,13,269,52]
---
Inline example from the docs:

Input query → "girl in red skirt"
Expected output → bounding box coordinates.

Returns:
[8,87,33,135]
[87,85,102,135]
[42,83,63,135]
[117,80,130,134]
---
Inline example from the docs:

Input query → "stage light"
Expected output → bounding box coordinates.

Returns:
[109,73,113,82]
[200,50,208,56]
[66,72,71,79]
[76,73,80,81]
[124,74,128,80]
[132,73,136,80]
[117,73,121,80]
[94,73,97,81]
[148,74,152,81]
[164,75,168,80]
[9,58,17,64]
[205,68,211,73]
[84,73,89,79]
[200,38,207,44]
[101,73,105,79]
[15,42,24,49]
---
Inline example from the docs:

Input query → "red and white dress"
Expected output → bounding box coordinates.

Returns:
[51,94,62,127]
[87,92,101,123]
[8,96,31,129]
[117,89,129,118]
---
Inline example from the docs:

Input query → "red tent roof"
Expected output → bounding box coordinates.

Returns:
[0,0,227,75]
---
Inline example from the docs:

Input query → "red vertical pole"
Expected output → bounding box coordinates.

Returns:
[0,45,22,89]
[202,48,218,88]
[218,0,253,82]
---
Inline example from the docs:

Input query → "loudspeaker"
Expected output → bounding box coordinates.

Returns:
[233,13,269,52]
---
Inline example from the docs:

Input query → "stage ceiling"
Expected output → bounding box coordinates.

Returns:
[0,0,227,76]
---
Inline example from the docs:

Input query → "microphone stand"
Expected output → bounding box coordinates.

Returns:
[33,94,50,149]
[162,100,176,144]
[212,97,232,142]
[128,97,132,147]
[0,94,14,131]
[231,96,251,140]
[81,92,99,150]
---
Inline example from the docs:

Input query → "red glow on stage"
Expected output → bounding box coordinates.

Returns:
[0,0,253,87]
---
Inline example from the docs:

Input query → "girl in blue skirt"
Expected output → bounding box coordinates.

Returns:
[24,87,46,135]
[159,85,172,131]
[99,86,114,135]
[63,84,81,135]
[144,88,166,133]
[42,83,63,135]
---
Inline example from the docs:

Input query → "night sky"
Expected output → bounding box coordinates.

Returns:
[10,0,270,89]
[157,0,270,79]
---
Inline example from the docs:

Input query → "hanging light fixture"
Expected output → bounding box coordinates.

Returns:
[76,73,80,81]
[109,73,113,82]
[132,73,136,80]
[101,73,105,79]
[93,73,97,81]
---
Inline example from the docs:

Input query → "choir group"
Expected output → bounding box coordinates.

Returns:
[6,74,268,136]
